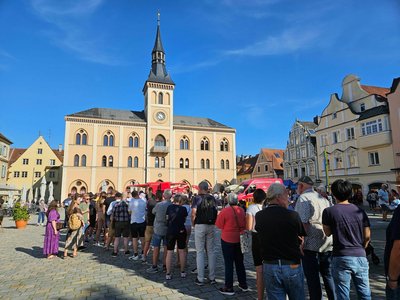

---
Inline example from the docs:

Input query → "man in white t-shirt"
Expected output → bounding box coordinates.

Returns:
[128,190,147,260]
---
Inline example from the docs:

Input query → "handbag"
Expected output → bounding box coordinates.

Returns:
[231,206,252,253]
[56,222,64,230]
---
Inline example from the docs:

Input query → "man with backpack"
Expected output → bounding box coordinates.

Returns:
[191,181,218,286]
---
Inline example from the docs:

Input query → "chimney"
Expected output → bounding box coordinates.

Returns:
[58,144,63,152]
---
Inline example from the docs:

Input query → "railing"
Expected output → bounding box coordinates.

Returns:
[150,146,169,154]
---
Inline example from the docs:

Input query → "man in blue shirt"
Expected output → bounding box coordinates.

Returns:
[378,184,390,221]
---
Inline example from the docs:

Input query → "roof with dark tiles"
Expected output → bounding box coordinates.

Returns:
[357,105,389,121]
[67,108,233,129]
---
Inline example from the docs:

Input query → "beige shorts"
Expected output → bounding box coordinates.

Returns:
[145,226,154,243]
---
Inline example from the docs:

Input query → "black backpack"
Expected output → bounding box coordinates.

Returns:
[195,194,218,225]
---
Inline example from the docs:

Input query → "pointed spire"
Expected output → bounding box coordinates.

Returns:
[152,11,165,53]
[146,11,174,85]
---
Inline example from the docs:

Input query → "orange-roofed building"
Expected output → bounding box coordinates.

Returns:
[315,74,395,194]
[252,148,285,179]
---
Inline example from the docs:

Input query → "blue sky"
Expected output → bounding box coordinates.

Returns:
[0,0,399,155]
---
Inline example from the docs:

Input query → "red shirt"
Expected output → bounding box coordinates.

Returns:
[216,205,245,243]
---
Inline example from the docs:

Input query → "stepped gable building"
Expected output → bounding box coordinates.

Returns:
[315,74,394,194]
[7,136,64,201]
[61,17,236,196]
[283,120,318,183]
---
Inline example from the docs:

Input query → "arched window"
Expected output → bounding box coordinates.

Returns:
[220,138,229,151]
[134,156,139,168]
[185,158,189,168]
[201,159,205,169]
[128,156,132,167]
[74,154,79,166]
[134,136,139,148]
[108,156,113,167]
[221,159,225,169]
[180,136,189,150]
[129,134,139,148]
[155,157,159,168]
[81,155,87,167]
[226,160,230,169]
[206,159,210,169]
[158,92,163,104]
[109,135,114,146]
[200,137,209,151]
[180,158,184,168]
[102,156,107,167]
[161,157,165,168]
[103,135,108,146]
[76,133,81,145]
[82,133,87,145]
[155,135,166,147]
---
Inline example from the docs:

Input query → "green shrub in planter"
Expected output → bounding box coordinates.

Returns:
[13,202,30,221]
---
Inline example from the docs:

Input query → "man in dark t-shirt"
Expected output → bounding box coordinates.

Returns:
[255,183,306,300]
[384,205,400,299]
[322,179,371,300]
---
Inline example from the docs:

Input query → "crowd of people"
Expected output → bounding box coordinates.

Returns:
[37,178,400,299]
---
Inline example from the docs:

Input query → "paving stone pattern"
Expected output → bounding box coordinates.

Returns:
[0,207,389,299]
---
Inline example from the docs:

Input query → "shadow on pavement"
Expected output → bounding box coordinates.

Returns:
[15,246,44,258]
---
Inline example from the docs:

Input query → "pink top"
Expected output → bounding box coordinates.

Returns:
[216,206,245,243]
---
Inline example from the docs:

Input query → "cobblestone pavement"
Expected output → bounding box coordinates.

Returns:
[0,207,390,300]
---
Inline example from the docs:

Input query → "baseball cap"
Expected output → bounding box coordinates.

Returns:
[297,176,314,186]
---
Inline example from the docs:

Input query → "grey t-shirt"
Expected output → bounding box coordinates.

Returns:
[295,189,333,252]
[152,200,172,236]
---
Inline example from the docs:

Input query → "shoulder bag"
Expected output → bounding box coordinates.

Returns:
[231,206,251,254]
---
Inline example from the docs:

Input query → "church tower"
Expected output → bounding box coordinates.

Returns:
[143,13,175,182]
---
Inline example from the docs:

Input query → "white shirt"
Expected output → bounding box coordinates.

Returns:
[246,203,263,232]
[128,197,147,223]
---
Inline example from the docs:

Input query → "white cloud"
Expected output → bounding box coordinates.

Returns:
[224,28,321,56]
[30,0,122,66]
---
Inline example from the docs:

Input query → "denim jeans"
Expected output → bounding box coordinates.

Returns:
[386,283,400,300]
[263,262,305,300]
[332,256,371,300]
[38,212,45,224]
[194,224,216,282]
[221,239,247,289]
[302,250,336,300]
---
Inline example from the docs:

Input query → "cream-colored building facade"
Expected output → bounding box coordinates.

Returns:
[0,133,13,198]
[387,77,400,188]
[315,74,395,194]
[61,21,236,196]
[8,136,64,201]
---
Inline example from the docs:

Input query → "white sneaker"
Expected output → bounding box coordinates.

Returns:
[129,254,140,261]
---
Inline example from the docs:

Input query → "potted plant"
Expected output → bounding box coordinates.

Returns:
[13,202,30,229]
